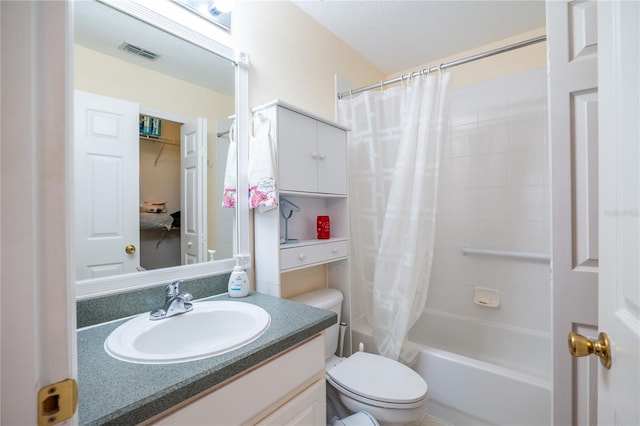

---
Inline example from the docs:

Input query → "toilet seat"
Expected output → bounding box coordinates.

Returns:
[326,352,428,409]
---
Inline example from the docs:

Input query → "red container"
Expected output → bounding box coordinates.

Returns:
[317,216,330,239]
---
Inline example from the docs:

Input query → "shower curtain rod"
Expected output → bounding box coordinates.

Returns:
[337,34,546,99]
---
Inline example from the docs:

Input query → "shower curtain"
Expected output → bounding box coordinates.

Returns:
[338,73,451,365]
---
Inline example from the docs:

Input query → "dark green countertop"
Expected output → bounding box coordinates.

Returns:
[77,292,335,425]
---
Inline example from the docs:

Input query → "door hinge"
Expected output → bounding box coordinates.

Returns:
[37,379,78,426]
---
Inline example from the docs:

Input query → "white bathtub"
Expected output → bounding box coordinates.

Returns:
[351,309,551,426]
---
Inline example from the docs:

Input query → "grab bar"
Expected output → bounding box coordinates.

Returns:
[459,247,550,262]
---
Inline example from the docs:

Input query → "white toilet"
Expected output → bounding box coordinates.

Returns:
[291,288,428,426]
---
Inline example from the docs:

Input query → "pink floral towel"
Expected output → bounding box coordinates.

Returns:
[248,115,278,211]
[221,122,237,208]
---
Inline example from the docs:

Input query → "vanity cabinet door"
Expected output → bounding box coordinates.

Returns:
[278,106,317,193]
[151,335,325,426]
[256,378,325,426]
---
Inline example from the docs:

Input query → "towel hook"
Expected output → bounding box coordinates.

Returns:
[251,112,271,138]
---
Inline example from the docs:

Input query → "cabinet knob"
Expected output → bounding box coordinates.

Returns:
[311,152,318,159]
[332,247,339,254]
[299,253,306,261]
[319,153,326,160]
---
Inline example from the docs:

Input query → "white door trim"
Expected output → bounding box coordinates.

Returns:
[1,2,77,424]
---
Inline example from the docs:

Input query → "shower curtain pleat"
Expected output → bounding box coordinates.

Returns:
[338,74,451,365]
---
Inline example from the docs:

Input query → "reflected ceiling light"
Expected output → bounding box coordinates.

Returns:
[172,0,232,31]
[209,0,234,14]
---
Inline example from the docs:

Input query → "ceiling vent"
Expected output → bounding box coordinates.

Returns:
[120,42,160,61]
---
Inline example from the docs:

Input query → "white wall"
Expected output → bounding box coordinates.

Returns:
[429,68,550,332]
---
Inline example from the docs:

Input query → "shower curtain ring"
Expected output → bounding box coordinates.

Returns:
[379,81,384,91]
[439,63,444,74]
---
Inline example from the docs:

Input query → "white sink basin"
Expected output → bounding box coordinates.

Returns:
[104,301,271,364]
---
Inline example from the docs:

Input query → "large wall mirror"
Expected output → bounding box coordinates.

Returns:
[73,0,250,299]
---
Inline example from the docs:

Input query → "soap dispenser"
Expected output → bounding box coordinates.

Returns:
[228,255,249,297]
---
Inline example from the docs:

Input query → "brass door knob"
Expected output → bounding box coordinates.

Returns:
[568,331,612,369]
[125,244,136,255]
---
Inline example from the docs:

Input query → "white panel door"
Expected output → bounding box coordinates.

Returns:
[181,118,207,264]
[547,1,599,423]
[74,90,140,280]
[597,1,640,423]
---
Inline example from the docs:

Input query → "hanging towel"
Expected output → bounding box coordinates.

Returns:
[248,113,278,211]
[221,121,237,208]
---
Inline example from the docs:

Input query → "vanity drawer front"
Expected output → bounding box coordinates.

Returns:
[280,240,348,271]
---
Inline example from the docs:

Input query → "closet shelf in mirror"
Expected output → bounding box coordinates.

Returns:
[140,134,180,166]
[139,134,179,146]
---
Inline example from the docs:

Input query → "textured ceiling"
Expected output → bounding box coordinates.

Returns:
[292,0,547,75]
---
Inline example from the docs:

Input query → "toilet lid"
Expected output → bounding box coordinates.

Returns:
[326,352,427,405]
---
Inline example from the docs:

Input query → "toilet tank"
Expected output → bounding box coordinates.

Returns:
[290,288,343,360]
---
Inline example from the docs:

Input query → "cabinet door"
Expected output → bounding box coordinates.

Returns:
[316,121,347,195]
[257,379,326,426]
[278,107,317,192]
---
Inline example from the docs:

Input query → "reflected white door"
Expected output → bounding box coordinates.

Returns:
[597,1,640,423]
[181,118,207,264]
[74,90,140,279]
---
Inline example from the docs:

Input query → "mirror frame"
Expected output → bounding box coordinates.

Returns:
[74,0,250,300]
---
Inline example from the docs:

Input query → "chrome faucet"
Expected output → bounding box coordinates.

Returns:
[149,280,193,320]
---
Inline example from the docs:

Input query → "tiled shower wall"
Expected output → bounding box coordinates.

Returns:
[427,68,550,333]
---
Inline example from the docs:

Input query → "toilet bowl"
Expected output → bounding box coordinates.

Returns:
[291,288,428,426]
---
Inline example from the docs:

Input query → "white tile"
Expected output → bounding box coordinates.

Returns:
[475,119,509,154]
[507,186,546,222]
[508,110,547,151]
[451,188,510,222]
[450,87,478,126]
[448,123,477,158]
[451,152,509,189]
[478,80,509,122]
[508,149,545,187]
[475,188,511,222]
[438,157,454,189]
[508,68,547,115]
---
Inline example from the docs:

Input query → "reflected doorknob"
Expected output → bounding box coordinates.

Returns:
[568,331,612,369]
[125,244,136,255]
